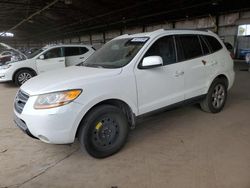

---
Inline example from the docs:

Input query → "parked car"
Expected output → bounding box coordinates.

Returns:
[0,44,95,85]
[0,43,27,66]
[24,48,40,56]
[224,42,235,59]
[238,48,250,60]
[0,51,12,64]
[14,29,235,158]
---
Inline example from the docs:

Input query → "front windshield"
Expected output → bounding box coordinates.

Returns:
[27,48,44,59]
[83,37,149,68]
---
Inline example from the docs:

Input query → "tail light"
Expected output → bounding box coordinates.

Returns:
[230,52,234,59]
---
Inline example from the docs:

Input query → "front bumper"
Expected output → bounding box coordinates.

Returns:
[14,113,37,139]
[0,69,12,82]
[14,96,84,144]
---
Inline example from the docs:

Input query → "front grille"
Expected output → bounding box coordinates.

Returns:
[14,90,29,114]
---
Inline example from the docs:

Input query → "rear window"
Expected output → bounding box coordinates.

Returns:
[205,36,223,52]
[176,35,203,61]
[224,42,233,50]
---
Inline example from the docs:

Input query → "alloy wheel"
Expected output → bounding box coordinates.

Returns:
[211,84,225,109]
[18,73,32,85]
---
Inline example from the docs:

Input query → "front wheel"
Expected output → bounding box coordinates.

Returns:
[78,105,129,158]
[14,69,34,86]
[200,78,227,113]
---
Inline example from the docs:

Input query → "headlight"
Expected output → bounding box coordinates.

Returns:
[0,64,12,70]
[34,89,82,109]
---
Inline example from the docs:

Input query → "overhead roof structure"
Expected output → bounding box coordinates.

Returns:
[0,0,250,42]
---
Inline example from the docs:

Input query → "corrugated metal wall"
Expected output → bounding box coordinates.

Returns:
[6,10,250,53]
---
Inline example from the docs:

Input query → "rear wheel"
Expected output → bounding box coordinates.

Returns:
[14,69,34,86]
[200,78,227,113]
[78,105,129,158]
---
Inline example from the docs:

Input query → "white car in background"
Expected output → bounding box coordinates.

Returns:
[14,29,234,158]
[0,43,27,65]
[0,44,95,85]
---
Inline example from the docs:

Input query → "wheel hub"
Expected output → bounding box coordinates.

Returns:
[92,117,119,148]
[212,84,225,108]
[18,73,32,85]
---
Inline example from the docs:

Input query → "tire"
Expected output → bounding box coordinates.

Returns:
[200,78,227,113]
[14,69,34,86]
[78,105,129,158]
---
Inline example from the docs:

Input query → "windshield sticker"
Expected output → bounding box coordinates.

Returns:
[130,37,149,42]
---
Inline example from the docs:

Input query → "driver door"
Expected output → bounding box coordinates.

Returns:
[135,35,185,115]
[36,47,65,74]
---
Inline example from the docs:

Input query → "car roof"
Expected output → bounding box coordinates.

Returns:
[44,44,93,48]
[116,29,217,40]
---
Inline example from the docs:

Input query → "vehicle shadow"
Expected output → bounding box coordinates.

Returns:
[127,105,196,145]
[0,81,19,89]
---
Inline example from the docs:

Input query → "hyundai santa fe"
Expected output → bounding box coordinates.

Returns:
[13,29,235,158]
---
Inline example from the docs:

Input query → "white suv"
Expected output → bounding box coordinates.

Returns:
[14,29,235,158]
[0,44,95,85]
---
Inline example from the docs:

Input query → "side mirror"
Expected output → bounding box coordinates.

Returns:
[38,55,45,60]
[141,56,163,69]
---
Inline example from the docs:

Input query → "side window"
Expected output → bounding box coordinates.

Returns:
[205,36,223,52]
[65,47,80,57]
[199,36,210,55]
[177,35,203,61]
[44,48,62,59]
[80,47,89,55]
[144,36,176,65]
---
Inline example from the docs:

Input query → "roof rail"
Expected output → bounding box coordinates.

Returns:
[163,28,210,32]
[152,28,165,32]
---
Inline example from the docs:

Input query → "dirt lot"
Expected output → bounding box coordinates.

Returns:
[0,61,250,188]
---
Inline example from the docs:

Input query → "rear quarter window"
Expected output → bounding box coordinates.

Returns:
[80,47,89,54]
[199,36,211,55]
[204,35,223,52]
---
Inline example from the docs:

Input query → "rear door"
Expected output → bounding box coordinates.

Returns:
[65,46,92,66]
[65,47,81,66]
[175,35,209,99]
[36,47,65,74]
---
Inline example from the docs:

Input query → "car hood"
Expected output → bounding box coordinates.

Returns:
[21,66,122,95]
[1,58,31,66]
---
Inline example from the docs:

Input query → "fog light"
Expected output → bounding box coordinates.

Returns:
[38,135,50,143]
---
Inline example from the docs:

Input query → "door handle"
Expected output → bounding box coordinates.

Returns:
[175,71,184,77]
[58,60,64,62]
[79,57,85,59]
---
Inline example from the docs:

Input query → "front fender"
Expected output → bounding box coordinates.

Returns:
[70,94,138,140]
